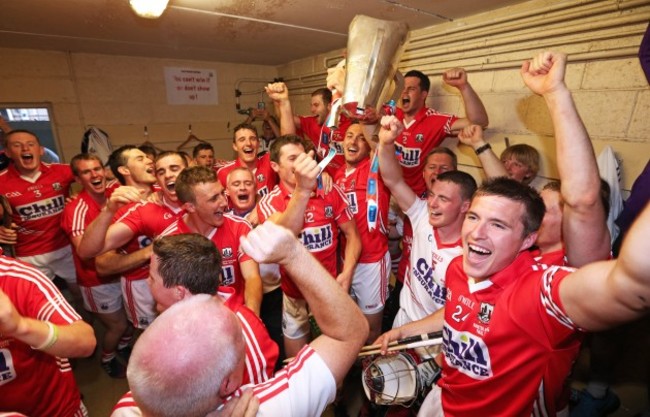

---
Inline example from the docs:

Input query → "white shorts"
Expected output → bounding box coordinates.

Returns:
[121,278,157,329]
[350,251,390,315]
[259,263,281,294]
[80,282,123,314]
[418,384,444,417]
[282,294,310,339]
[18,245,77,285]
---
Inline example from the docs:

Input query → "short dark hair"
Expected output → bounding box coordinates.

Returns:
[138,144,157,159]
[232,123,258,142]
[473,177,546,237]
[154,151,188,168]
[108,145,138,185]
[70,153,103,176]
[404,70,430,93]
[153,233,222,294]
[175,165,217,204]
[436,171,477,202]
[192,142,214,158]
[4,129,40,147]
[312,88,332,105]
[269,134,313,164]
[426,147,457,170]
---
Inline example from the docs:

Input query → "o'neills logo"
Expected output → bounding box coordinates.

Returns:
[16,195,65,221]
[300,224,333,252]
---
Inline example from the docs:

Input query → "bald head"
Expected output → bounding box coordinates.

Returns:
[128,295,244,417]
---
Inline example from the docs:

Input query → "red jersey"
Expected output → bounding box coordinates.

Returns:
[334,158,390,263]
[160,214,254,306]
[221,286,278,383]
[0,163,74,256]
[298,114,352,176]
[217,153,277,198]
[112,203,156,282]
[0,256,84,417]
[531,247,568,270]
[257,183,353,299]
[105,179,120,196]
[395,107,457,196]
[116,198,183,240]
[439,252,582,416]
[61,190,118,287]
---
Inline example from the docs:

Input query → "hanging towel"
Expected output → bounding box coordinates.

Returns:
[597,146,624,244]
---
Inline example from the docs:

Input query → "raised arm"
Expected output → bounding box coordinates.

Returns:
[77,186,144,259]
[266,152,319,235]
[240,222,368,385]
[265,82,301,135]
[521,51,610,266]
[444,68,489,133]
[458,125,507,179]
[560,202,650,331]
[377,115,417,212]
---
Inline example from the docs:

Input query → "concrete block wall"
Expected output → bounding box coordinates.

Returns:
[0,48,278,162]
[277,0,650,193]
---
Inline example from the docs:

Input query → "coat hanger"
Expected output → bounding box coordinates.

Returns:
[140,126,165,153]
[176,124,207,151]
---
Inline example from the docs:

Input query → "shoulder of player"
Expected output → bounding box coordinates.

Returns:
[42,162,74,176]
[217,160,238,173]
[257,186,283,219]
[63,192,88,213]
[223,212,253,229]
[324,184,348,202]
[158,219,180,237]
[0,257,65,299]
[423,107,454,119]
[258,185,282,206]
[114,201,149,221]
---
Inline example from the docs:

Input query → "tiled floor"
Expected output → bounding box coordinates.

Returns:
[74,317,650,417]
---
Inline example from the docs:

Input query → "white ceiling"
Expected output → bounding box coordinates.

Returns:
[0,0,529,66]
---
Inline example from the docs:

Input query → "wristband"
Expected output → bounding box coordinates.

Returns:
[31,321,59,350]
[474,143,491,156]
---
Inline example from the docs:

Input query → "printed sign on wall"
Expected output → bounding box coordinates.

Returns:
[164,67,218,105]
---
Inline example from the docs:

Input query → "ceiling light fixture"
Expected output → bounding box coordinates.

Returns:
[129,0,170,19]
